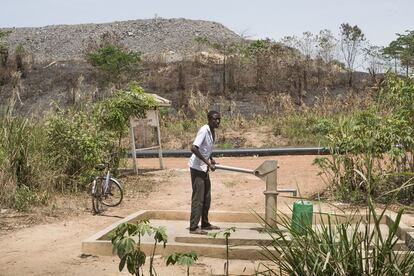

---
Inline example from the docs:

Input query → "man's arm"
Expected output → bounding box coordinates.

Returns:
[191,145,216,171]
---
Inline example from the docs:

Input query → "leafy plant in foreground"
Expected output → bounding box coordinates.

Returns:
[149,226,168,276]
[209,227,236,276]
[166,252,198,276]
[111,220,168,276]
[111,220,151,276]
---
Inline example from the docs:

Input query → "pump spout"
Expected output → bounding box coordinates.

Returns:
[254,160,277,179]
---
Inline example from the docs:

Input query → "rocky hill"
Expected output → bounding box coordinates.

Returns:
[3,18,242,63]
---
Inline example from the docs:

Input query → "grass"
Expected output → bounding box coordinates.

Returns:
[258,168,414,275]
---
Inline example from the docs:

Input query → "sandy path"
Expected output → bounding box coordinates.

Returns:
[0,155,343,275]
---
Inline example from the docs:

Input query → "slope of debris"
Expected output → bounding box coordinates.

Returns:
[3,18,242,63]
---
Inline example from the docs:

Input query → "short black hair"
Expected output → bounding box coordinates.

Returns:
[207,110,220,119]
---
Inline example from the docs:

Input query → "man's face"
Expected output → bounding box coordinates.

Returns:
[209,113,221,129]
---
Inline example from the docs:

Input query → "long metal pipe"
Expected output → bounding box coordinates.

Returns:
[215,164,254,174]
[130,147,329,158]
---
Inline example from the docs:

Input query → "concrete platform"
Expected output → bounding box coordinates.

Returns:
[82,210,414,260]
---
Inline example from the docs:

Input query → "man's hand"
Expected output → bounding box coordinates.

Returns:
[210,158,218,171]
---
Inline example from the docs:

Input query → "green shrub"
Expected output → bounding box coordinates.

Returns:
[14,184,37,211]
[87,44,141,82]
[315,74,414,203]
[312,118,335,135]
[46,108,108,191]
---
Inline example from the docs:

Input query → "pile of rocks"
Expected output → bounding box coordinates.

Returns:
[2,18,243,63]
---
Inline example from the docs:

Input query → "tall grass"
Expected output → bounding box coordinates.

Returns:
[160,85,374,149]
[0,106,54,210]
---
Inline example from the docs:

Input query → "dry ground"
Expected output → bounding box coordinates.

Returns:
[0,155,412,275]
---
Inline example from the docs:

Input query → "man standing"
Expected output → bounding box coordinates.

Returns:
[188,110,221,234]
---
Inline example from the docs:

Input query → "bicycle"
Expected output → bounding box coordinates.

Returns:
[90,159,123,214]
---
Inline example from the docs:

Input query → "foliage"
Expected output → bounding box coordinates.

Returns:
[339,23,365,86]
[259,197,414,275]
[14,184,48,212]
[111,220,167,276]
[111,220,151,276]
[314,74,414,203]
[1,80,156,209]
[0,106,54,208]
[209,227,236,276]
[363,44,386,78]
[149,226,168,276]
[383,30,414,75]
[87,44,141,79]
[93,82,157,148]
[166,252,198,276]
[317,29,338,63]
[46,107,108,191]
[245,39,272,57]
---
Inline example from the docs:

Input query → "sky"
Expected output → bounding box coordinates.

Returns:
[1,0,413,47]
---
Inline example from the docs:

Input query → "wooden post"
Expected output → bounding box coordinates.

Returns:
[155,109,164,169]
[129,118,138,174]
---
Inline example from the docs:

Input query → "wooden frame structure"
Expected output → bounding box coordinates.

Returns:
[129,94,171,174]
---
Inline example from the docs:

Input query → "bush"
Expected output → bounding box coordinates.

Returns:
[13,184,48,212]
[87,44,141,82]
[46,108,108,191]
[314,74,414,203]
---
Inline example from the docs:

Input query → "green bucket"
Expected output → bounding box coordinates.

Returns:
[291,200,313,235]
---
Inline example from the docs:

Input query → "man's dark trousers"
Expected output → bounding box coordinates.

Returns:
[190,168,211,230]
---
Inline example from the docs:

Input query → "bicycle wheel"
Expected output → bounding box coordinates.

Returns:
[92,195,103,214]
[91,179,104,214]
[99,177,123,207]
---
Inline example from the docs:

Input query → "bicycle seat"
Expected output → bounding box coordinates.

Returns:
[95,164,106,171]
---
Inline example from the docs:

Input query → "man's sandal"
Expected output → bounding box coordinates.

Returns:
[201,224,220,230]
[189,228,208,235]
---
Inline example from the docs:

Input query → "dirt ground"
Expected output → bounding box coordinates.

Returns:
[0,155,412,276]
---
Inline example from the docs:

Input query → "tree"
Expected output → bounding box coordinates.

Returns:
[339,23,365,86]
[245,39,272,90]
[363,43,385,80]
[280,33,316,99]
[93,82,157,150]
[383,30,414,76]
[316,29,338,63]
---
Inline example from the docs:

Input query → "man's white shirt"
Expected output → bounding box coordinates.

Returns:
[188,124,214,172]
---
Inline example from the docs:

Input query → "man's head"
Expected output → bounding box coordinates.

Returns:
[207,110,221,129]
